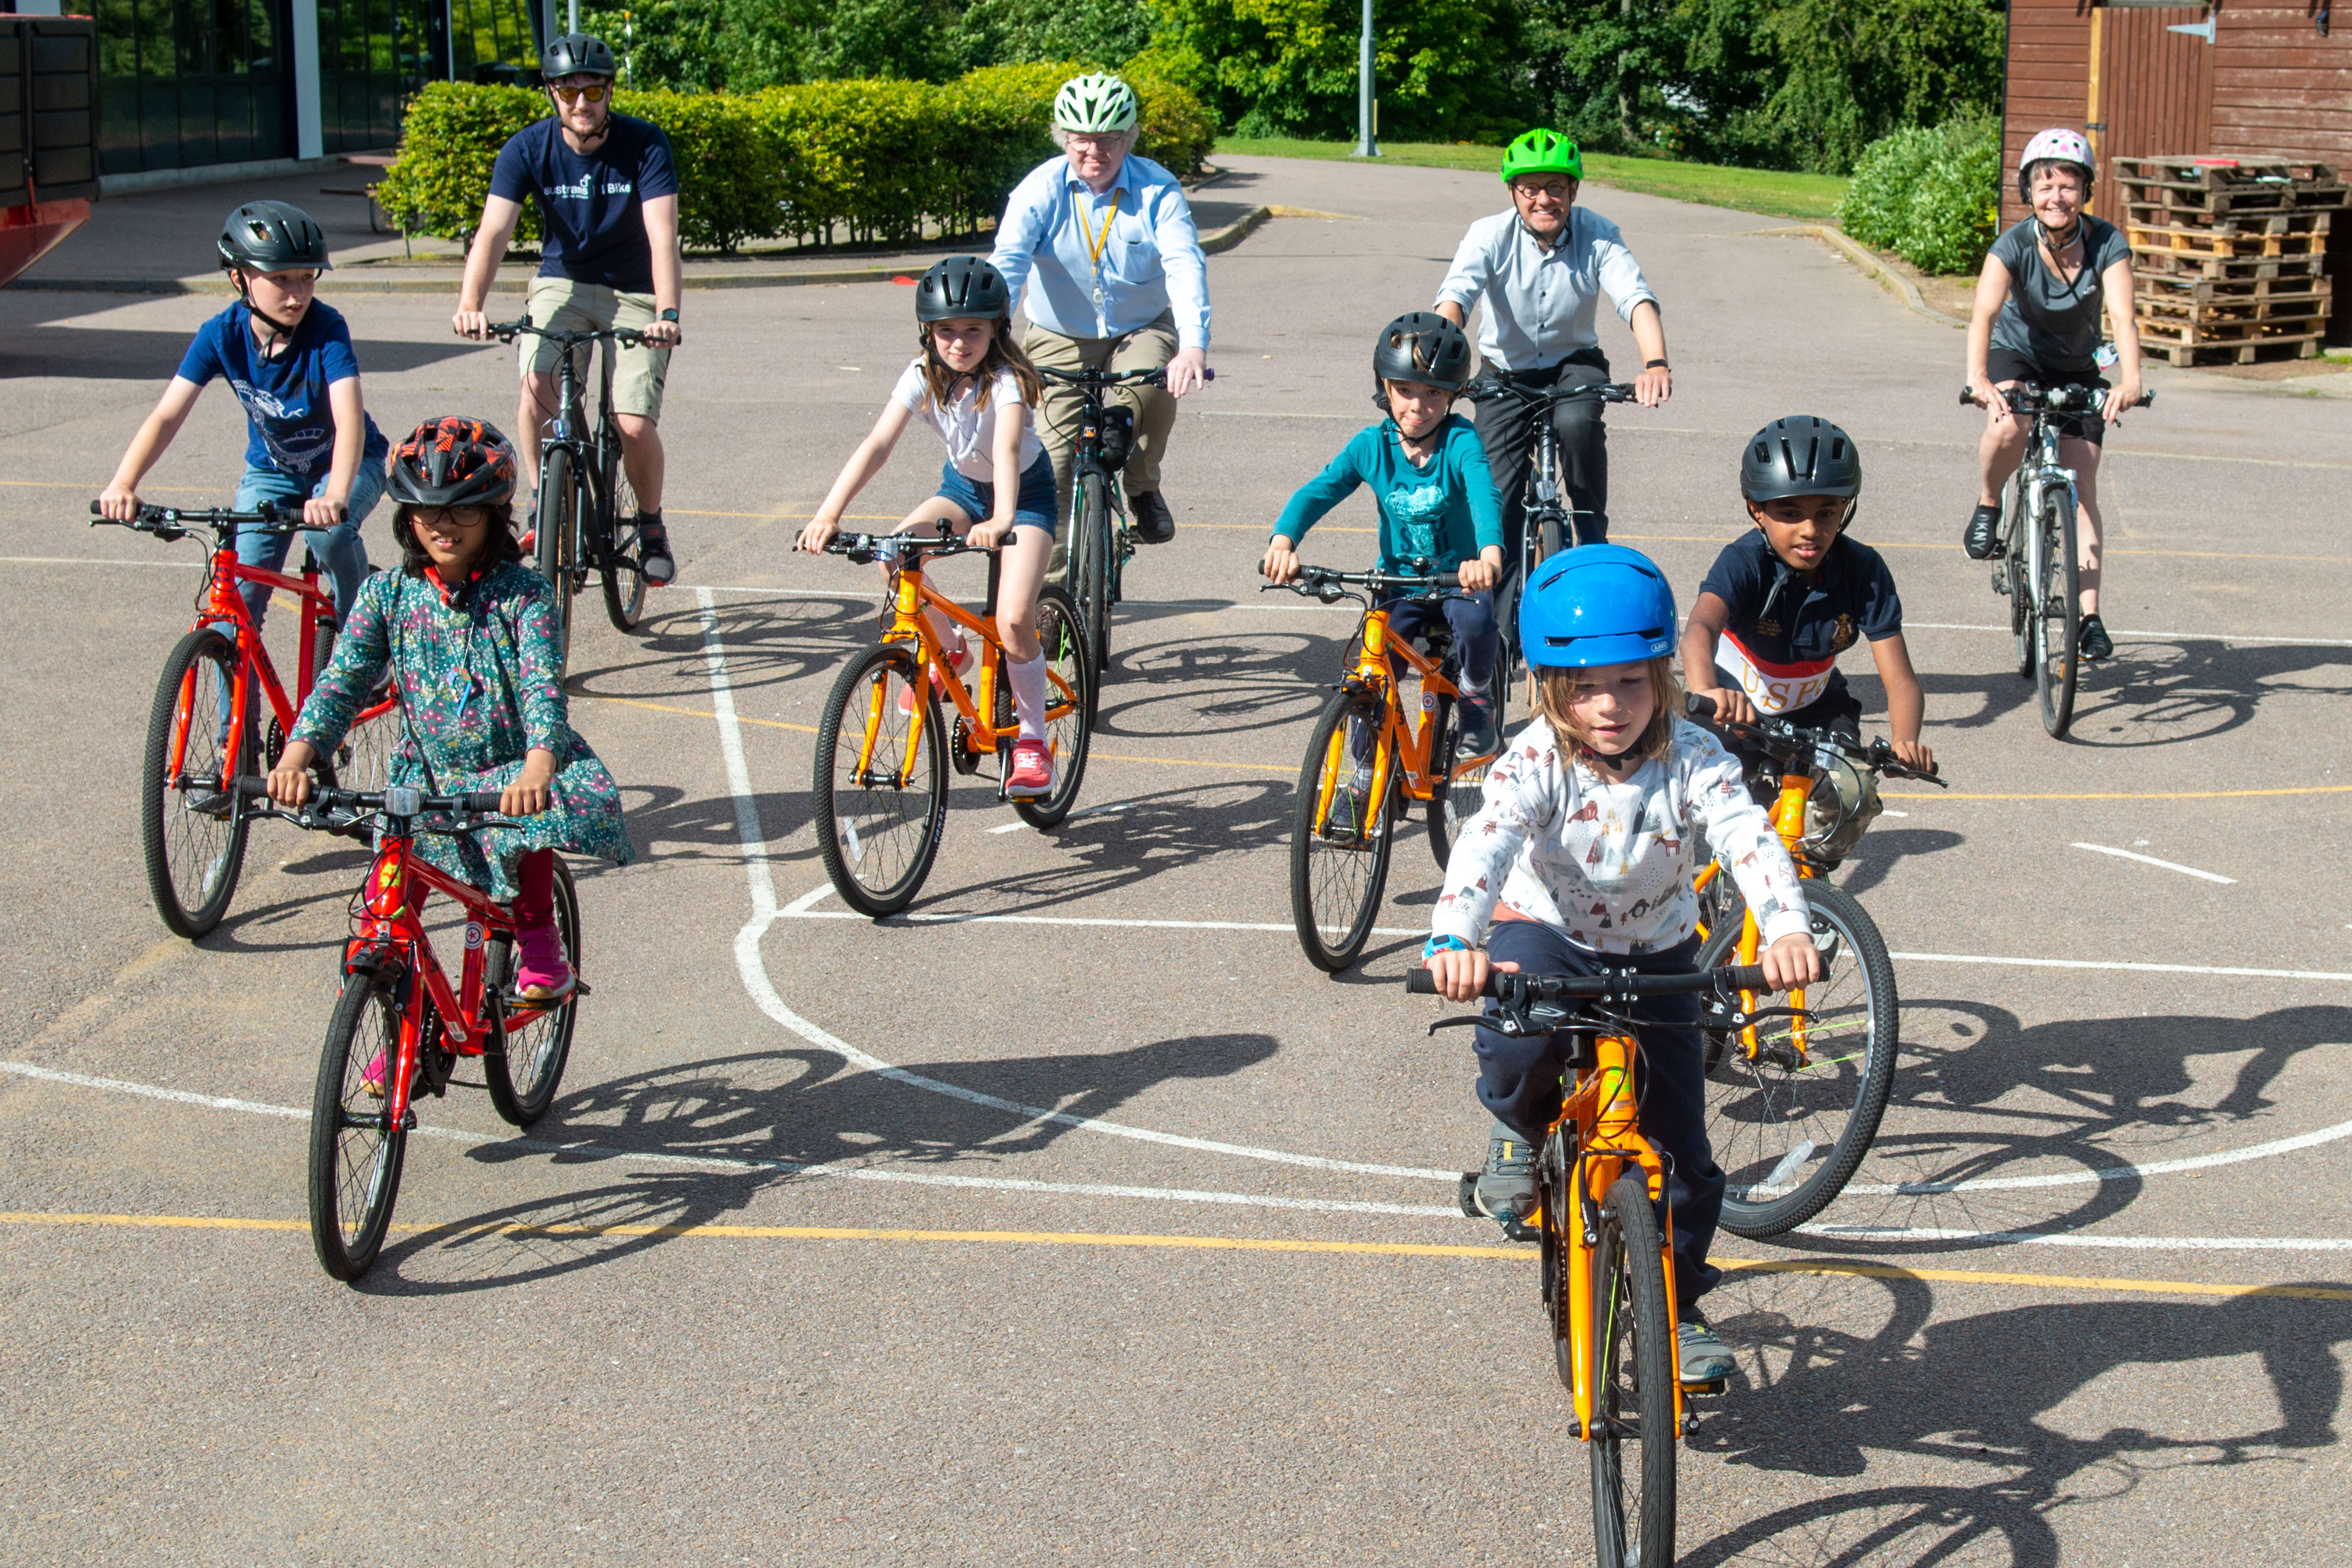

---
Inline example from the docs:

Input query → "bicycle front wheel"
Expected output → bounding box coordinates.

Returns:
[1590,1169,1677,1568]
[1010,585,1097,829]
[1700,879,1899,1238]
[2033,489,2081,737]
[1074,472,1113,715]
[601,462,648,632]
[483,857,582,1127]
[141,628,253,938]
[308,971,410,1281]
[2001,476,2032,679]
[535,446,579,668]
[1290,691,1396,972]
[814,644,949,917]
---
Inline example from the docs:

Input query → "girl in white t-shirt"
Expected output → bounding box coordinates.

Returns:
[797,256,1062,796]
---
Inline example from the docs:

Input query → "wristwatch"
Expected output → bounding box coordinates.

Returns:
[658,308,680,323]
[1644,358,1669,369]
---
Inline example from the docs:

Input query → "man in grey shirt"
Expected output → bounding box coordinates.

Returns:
[1436,129,1671,553]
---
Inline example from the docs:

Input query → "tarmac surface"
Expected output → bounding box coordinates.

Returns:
[4,153,2352,1566]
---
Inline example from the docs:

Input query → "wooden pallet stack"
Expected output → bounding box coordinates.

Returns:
[2116,156,2347,366]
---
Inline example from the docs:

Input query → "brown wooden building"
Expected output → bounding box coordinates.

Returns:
[2005,0,2352,342]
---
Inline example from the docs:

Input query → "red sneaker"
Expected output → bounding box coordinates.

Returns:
[514,922,575,1003]
[1005,737,1054,799]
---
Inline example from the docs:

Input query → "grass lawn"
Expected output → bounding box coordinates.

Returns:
[1214,136,1848,223]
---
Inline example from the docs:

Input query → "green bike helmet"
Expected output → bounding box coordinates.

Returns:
[1501,128,1584,185]
[1053,73,1140,135]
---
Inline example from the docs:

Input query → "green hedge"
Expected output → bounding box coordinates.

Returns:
[1836,116,2001,275]
[376,66,1216,254]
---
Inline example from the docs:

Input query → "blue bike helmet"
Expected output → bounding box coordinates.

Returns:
[1519,544,1677,668]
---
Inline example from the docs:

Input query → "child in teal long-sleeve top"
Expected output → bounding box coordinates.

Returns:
[1264,311,1507,753]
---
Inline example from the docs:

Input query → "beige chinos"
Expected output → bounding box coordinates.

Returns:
[1022,310,1180,532]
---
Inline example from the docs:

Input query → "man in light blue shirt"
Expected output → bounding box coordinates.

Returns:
[1435,128,1672,555]
[990,73,1213,547]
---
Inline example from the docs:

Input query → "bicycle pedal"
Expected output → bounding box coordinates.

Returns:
[1680,1377,1729,1398]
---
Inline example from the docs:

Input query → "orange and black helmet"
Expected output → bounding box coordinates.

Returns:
[389,416,518,510]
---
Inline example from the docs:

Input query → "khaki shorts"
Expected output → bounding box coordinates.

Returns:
[520,277,670,422]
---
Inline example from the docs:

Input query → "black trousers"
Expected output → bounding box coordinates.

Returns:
[1473,921,1724,1310]
[1472,348,1613,559]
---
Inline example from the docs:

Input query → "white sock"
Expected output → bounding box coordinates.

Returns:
[1009,652,1049,741]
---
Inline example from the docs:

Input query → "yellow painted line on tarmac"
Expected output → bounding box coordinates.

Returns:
[1090,751,1296,774]
[1887,784,2352,802]
[579,692,818,735]
[6,1210,2347,1302]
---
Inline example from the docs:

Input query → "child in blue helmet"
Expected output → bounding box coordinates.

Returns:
[1420,544,1818,1381]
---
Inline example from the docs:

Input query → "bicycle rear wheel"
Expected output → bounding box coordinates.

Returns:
[483,857,582,1127]
[535,446,579,669]
[141,628,253,939]
[1700,879,1899,1238]
[308,970,410,1281]
[2033,490,2081,737]
[814,644,949,917]
[1290,691,1396,972]
[1010,586,1097,829]
[601,460,648,632]
[1590,1169,1677,1568]
[1074,472,1113,717]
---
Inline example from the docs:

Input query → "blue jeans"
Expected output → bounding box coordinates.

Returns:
[231,461,385,629]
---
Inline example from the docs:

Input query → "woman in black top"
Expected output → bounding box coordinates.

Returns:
[1962,127,2144,661]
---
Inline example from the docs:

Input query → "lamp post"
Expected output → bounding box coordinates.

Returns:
[1353,0,1379,157]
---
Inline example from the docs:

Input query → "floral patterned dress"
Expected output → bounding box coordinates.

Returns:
[292,560,633,901]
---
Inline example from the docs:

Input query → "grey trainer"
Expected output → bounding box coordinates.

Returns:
[1679,1318,1735,1384]
[1472,1119,1538,1224]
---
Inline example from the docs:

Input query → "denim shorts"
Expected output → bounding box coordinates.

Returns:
[936,452,1056,538]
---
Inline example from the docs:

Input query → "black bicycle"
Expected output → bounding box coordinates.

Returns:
[494,317,655,666]
[1960,382,2154,738]
[1464,376,1638,684]
[1036,363,1210,719]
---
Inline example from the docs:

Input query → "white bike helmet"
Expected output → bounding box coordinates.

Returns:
[2018,127,2095,199]
[1053,73,1140,135]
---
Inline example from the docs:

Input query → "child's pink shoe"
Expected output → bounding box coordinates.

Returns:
[360,1049,388,1098]
[514,921,575,1003]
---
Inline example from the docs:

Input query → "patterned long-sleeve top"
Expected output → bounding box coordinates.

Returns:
[1431,715,1808,956]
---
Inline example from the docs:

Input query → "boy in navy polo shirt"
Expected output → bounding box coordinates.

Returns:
[100,201,388,629]
[1680,417,1932,862]
[452,32,684,585]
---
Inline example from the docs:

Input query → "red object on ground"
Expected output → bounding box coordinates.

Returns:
[0,197,93,290]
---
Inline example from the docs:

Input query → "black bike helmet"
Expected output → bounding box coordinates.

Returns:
[1740,416,1862,502]
[916,256,1012,323]
[388,416,520,510]
[1372,311,1473,393]
[217,200,332,275]
[540,32,617,79]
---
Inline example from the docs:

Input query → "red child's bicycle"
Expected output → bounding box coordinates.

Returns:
[232,778,586,1282]
[94,502,398,937]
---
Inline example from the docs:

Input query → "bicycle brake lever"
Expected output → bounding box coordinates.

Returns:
[1425,1015,1489,1035]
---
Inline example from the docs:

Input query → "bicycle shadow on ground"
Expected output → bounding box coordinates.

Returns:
[566,593,880,712]
[1095,628,1331,744]
[1833,826,1967,900]
[1766,996,2352,1256]
[193,845,376,956]
[1920,638,2352,747]
[356,1032,1280,1293]
[1682,1264,2351,1566]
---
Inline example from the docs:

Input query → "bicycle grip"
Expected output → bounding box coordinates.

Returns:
[1406,968,1441,996]
[460,790,507,814]
[1685,692,1717,719]
[1715,964,1769,993]
[233,775,272,799]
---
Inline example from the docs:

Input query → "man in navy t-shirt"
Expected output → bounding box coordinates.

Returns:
[100,200,389,630]
[453,33,684,585]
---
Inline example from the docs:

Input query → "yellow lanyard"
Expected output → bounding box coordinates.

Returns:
[1080,187,1122,278]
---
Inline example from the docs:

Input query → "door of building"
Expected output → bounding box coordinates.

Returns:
[2089,1,2216,214]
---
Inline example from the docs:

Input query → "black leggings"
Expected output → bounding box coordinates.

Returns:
[1472,922,1724,1311]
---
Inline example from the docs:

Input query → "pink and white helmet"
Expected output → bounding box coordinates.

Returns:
[2019,128,2096,197]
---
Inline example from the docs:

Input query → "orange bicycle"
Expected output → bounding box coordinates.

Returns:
[94,501,396,938]
[1270,562,1501,973]
[1686,695,1944,1236]
[812,524,1093,916]
[1409,959,1788,1568]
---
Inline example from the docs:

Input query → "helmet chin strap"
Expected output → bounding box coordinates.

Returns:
[232,272,297,354]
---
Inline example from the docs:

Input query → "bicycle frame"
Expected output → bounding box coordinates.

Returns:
[342,833,552,1132]
[1307,602,1466,835]
[539,333,624,566]
[1690,772,1816,1064]
[181,532,336,786]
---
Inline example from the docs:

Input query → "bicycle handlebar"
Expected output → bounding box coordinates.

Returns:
[1958,382,2155,413]
[89,500,305,538]
[1259,560,1460,598]
[233,776,508,819]
[1463,377,1638,407]
[1683,693,1946,785]
[1034,364,1214,390]
[490,315,651,349]
[824,520,999,567]
[1406,963,1771,1000]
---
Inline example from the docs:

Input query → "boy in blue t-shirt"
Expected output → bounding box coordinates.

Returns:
[1264,313,1507,756]
[100,201,389,629]
[1679,416,1931,862]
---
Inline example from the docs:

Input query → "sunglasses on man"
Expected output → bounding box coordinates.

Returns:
[550,81,610,104]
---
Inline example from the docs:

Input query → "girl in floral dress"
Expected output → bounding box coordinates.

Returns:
[266,416,631,1001]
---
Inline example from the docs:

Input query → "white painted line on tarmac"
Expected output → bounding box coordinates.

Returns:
[0,1059,1458,1218]
[1885,952,2352,982]
[2072,842,2235,884]
[1910,620,2352,649]
[694,588,1461,1185]
[1836,1115,2352,1196]
[988,797,1133,834]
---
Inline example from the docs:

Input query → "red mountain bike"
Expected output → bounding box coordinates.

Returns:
[94,502,397,937]
[233,779,586,1282]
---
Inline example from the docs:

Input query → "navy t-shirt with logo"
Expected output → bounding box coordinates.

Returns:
[174,300,389,480]
[488,114,679,293]
[1698,530,1902,717]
